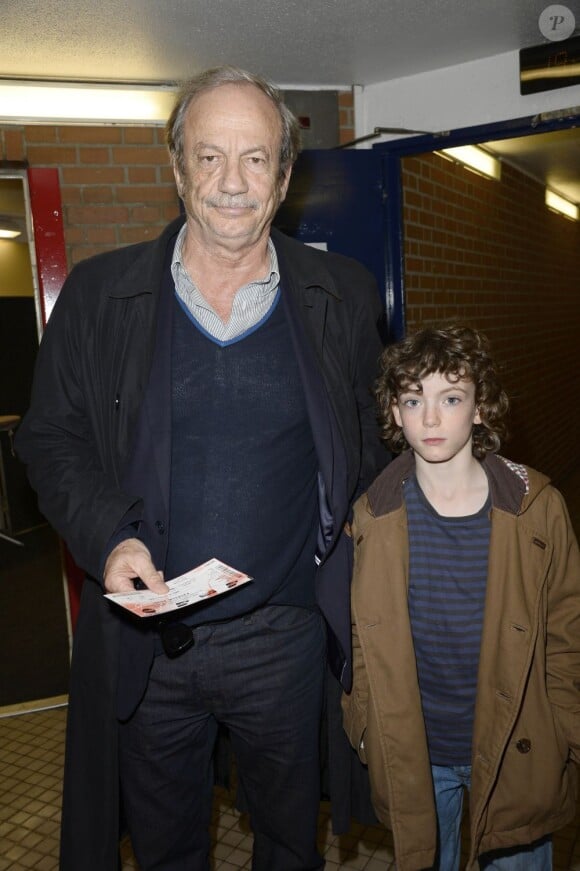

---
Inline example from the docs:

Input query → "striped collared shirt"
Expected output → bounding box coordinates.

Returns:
[171,223,281,341]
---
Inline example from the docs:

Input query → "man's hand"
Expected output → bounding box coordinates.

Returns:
[103,538,169,595]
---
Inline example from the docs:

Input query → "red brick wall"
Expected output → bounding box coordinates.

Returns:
[0,124,180,267]
[402,151,580,482]
[338,90,355,145]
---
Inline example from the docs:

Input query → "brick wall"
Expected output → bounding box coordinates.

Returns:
[0,124,180,267]
[338,90,355,145]
[402,151,580,482]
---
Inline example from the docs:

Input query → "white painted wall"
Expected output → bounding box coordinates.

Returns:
[355,49,580,142]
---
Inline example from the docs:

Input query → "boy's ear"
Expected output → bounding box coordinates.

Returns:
[392,400,403,429]
[474,406,482,425]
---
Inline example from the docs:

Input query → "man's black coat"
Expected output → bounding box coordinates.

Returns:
[17,217,387,869]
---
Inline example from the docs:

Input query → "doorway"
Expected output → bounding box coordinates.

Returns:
[374,112,580,486]
[0,168,70,713]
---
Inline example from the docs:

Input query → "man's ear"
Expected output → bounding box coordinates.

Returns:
[278,164,292,203]
[172,157,184,198]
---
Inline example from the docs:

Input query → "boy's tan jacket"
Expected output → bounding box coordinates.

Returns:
[342,451,580,871]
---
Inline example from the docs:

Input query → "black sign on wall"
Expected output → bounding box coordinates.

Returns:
[520,35,580,94]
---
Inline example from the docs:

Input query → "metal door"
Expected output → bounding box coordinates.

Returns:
[275,148,401,340]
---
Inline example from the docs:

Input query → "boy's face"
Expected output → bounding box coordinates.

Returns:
[393,371,481,465]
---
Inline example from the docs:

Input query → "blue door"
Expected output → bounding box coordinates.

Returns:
[274,148,402,341]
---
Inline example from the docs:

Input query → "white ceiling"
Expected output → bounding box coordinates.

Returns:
[1,0,580,203]
[487,127,580,203]
[0,0,570,87]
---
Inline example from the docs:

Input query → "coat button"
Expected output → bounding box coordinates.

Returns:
[155,520,165,535]
[516,738,531,753]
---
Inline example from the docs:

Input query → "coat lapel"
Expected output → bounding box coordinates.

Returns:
[119,236,175,565]
[141,264,174,526]
[280,272,349,557]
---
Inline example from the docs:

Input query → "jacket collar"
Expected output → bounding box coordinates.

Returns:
[108,219,341,303]
[366,451,532,518]
[271,226,343,301]
[108,217,185,299]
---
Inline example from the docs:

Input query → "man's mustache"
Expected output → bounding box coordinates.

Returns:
[205,196,259,210]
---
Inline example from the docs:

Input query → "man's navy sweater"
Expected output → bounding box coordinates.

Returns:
[165,291,319,624]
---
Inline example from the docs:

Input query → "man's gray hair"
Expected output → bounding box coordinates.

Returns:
[166,65,301,181]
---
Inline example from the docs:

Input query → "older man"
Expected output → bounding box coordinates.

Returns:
[17,66,386,870]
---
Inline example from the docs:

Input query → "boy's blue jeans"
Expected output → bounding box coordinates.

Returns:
[432,764,552,870]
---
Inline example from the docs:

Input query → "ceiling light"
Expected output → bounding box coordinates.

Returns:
[0,80,178,125]
[545,188,579,220]
[438,145,501,180]
[0,218,22,239]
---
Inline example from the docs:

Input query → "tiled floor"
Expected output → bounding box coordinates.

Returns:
[2,686,580,869]
[2,463,580,870]
[0,706,401,871]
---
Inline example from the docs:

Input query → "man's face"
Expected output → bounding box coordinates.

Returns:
[173,83,291,253]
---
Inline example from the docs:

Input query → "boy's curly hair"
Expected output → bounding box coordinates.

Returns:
[375,324,509,458]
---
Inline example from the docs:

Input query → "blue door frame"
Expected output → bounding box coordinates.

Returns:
[374,109,580,340]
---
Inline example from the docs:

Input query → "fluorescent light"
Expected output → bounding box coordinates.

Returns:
[0,217,22,239]
[0,80,178,125]
[439,145,501,180]
[545,188,579,220]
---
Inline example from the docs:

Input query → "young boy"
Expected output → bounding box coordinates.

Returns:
[342,325,580,871]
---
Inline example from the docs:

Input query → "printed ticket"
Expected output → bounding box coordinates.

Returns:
[104,558,252,618]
